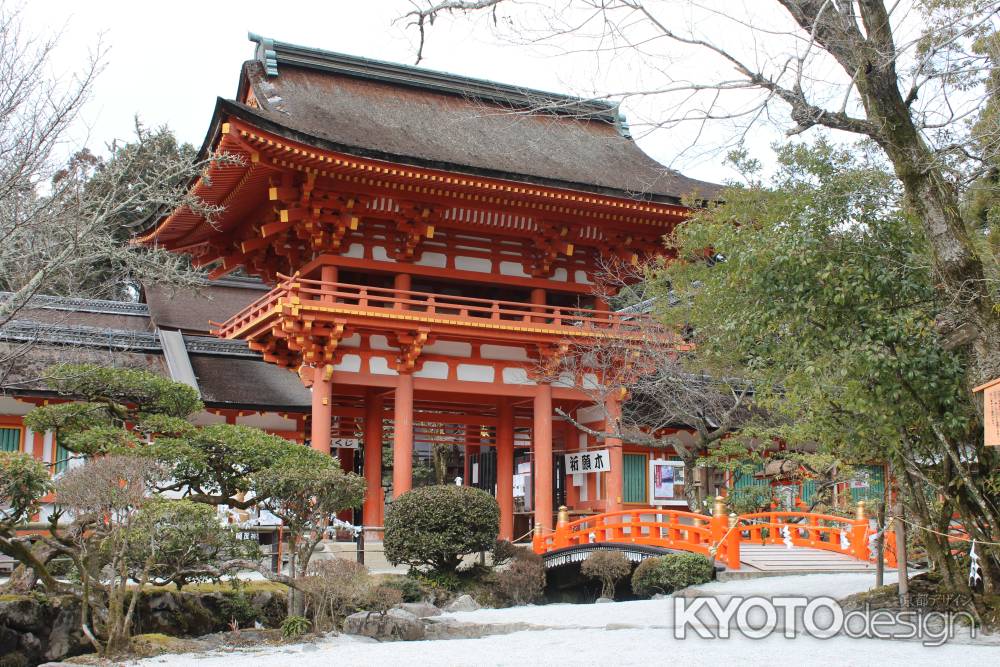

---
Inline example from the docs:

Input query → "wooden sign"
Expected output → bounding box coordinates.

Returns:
[974,378,1000,447]
[565,449,611,474]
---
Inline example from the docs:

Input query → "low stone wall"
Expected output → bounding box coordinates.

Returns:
[0,586,287,667]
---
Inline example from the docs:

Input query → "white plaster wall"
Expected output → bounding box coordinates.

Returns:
[0,396,32,416]
[552,268,568,282]
[334,354,362,372]
[415,251,447,268]
[577,405,605,423]
[456,364,495,383]
[414,361,449,379]
[501,367,535,385]
[480,344,529,361]
[369,335,400,351]
[369,357,398,376]
[236,412,297,431]
[340,334,362,348]
[343,243,365,258]
[372,246,396,262]
[423,341,471,357]
[499,261,528,277]
[190,411,227,426]
[455,256,492,273]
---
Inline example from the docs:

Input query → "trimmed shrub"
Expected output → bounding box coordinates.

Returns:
[631,553,714,597]
[580,550,631,600]
[494,551,545,606]
[383,485,499,573]
[491,539,519,567]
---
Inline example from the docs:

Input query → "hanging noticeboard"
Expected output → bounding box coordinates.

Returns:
[974,378,1000,447]
[564,449,611,474]
[332,437,360,450]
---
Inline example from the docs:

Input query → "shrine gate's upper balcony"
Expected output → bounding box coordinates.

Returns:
[214,273,649,354]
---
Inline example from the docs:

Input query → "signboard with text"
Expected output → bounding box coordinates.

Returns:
[564,449,611,474]
[974,378,1000,447]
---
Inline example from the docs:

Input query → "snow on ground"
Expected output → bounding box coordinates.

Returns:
[133,573,1000,667]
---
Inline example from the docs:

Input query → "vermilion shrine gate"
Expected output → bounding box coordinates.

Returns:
[140,35,721,541]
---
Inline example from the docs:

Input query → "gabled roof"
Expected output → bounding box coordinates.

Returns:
[231,35,719,203]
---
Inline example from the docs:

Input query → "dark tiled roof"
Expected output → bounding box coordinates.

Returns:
[189,355,310,409]
[231,37,721,203]
[1,287,308,412]
[143,279,268,335]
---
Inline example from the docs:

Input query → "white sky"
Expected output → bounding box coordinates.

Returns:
[20,0,801,185]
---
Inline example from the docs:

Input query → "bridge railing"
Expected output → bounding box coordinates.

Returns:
[735,511,870,562]
[533,509,741,569]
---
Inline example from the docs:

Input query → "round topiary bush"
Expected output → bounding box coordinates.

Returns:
[631,552,715,597]
[383,485,500,573]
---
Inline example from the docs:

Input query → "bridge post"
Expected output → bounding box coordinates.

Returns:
[851,500,869,561]
[554,505,570,549]
[726,512,741,569]
[531,521,544,554]
[710,495,730,566]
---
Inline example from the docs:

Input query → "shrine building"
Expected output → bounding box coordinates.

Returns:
[137,35,723,540]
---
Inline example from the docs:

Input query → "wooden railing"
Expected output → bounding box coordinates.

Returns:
[736,511,871,563]
[533,509,897,570]
[214,274,654,340]
[533,509,741,569]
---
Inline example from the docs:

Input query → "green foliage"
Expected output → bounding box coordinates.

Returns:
[254,462,366,535]
[123,498,256,589]
[217,591,259,628]
[378,574,430,603]
[150,424,336,503]
[725,486,774,515]
[43,364,202,417]
[280,615,311,638]
[0,452,51,525]
[580,550,632,600]
[491,539,519,567]
[655,139,972,468]
[383,485,500,573]
[24,364,202,457]
[631,553,714,597]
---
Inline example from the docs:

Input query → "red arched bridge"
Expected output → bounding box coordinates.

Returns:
[531,504,897,572]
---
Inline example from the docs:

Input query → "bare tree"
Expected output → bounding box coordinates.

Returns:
[0,3,234,386]
[405,0,1000,391]
[541,259,755,512]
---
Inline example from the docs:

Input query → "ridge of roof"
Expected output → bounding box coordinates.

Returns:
[0,291,150,317]
[247,33,622,124]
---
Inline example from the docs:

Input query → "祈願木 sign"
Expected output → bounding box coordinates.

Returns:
[565,449,611,474]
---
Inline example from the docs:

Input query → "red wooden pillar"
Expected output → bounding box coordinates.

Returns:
[533,383,553,531]
[496,398,515,540]
[393,373,414,497]
[394,273,411,308]
[363,389,384,530]
[321,264,338,295]
[530,287,546,323]
[605,394,624,512]
[310,366,332,455]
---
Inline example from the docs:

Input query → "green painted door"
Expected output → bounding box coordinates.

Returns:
[0,427,20,453]
[623,454,647,503]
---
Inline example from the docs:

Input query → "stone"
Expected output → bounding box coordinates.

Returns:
[444,594,481,613]
[651,593,670,600]
[595,597,613,604]
[0,596,45,630]
[394,602,442,618]
[344,610,426,641]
